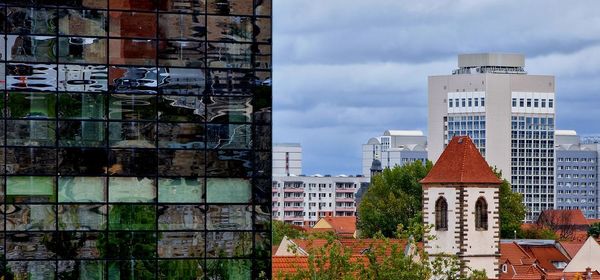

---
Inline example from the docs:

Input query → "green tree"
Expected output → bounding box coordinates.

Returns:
[357,160,432,237]
[493,168,527,238]
[273,220,304,246]
[588,222,600,238]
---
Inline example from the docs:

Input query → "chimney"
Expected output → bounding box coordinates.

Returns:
[586,267,592,280]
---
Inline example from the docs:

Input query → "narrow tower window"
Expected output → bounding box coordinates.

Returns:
[435,197,448,230]
[475,197,488,230]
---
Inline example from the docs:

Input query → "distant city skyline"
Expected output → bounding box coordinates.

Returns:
[274,0,600,175]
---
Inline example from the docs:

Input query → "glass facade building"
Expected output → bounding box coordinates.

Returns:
[0,0,271,279]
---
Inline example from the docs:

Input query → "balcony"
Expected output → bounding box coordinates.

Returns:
[283,216,304,221]
[283,196,304,202]
[335,188,355,193]
[283,188,304,193]
[284,206,304,211]
[335,197,355,202]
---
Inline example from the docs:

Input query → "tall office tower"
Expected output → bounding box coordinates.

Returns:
[555,131,599,218]
[273,143,302,176]
[0,0,271,279]
[362,130,428,177]
[429,53,555,221]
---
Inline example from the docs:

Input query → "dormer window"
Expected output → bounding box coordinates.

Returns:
[435,197,448,231]
[475,197,488,230]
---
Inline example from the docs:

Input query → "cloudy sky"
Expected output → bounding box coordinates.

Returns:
[273,0,600,175]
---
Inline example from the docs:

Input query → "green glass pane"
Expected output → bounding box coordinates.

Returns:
[206,178,250,203]
[7,92,56,118]
[109,205,156,230]
[158,260,203,280]
[58,177,106,202]
[109,177,156,203]
[205,259,251,280]
[158,177,203,203]
[6,176,56,203]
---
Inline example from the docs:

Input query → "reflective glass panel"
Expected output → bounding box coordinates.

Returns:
[158,40,206,67]
[206,96,252,122]
[108,204,156,230]
[58,260,106,279]
[109,39,156,66]
[206,69,253,95]
[7,261,56,280]
[158,150,205,176]
[58,9,107,36]
[58,121,106,147]
[5,147,56,175]
[206,259,251,280]
[58,64,108,92]
[158,95,204,122]
[7,92,56,118]
[58,204,107,230]
[109,94,157,121]
[158,232,204,258]
[59,0,108,9]
[109,66,158,94]
[158,177,203,203]
[5,204,56,230]
[58,176,106,202]
[158,0,206,13]
[6,63,57,92]
[109,11,157,38]
[158,205,204,230]
[55,232,106,259]
[206,123,251,149]
[108,149,157,176]
[6,176,55,203]
[109,0,157,11]
[205,150,251,177]
[6,35,57,63]
[206,42,252,69]
[58,93,105,119]
[207,0,253,15]
[158,68,205,95]
[6,7,58,35]
[58,148,108,175]
[255,17,271,43]
[255,44,271,70]
[255,0,271,16]
[207,205,252,230]
[109,122,156,148]
[7,233,56,258]
[207,16,252,42]
[108,260,156,279]
[109,177,156,203]
[158,14,206,40]
[206,178,251,203]
[157,123,205,149]
[205,232,252,257]
[58,37,107,64]
[158,260,204,280]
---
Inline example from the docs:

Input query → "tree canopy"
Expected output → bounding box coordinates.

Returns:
[588,222,600,238]
[357,160,432,237]
[494,169,527,238]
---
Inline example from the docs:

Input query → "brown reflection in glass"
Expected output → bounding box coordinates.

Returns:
[59,0,108,9]
[158,41,206,67]
[207,0,253,16]
[109,11,157,38]
[6,147,57,175]
[206,96,252,123]
[58,64,108,92]
[108,149,157,176]
[58,148,108,175]
[205,150,251,177]
[157,123,205,149]
[58,121,106,147]
[206,42,252,69]
[58,37,107,64]
[158,14,206,40]
[254,43,271,70]
[5,205,56,231]
[6,35,57,63]
[6,233,56,259]
[159,0,206,13]
[55,232,105,258]
[58,9,107,36]
[207,16,252,42]
[158,150,205,176]
[206,69,253,95]
[158,232,204,258]
[207,205,252,230]
[205,231,252,257]
[255,17,271,43]
[109,39,156,66]
[158,203,203,226]
[255,0,272,16]
[6,120,56,146]
[254,204,271,230]
[109,0,157,11]
[109,122,156,148]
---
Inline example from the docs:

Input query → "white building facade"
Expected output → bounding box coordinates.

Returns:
[429,53,556,221]
[272,175,370,227]
[273,143,303,176]
[362,130,428,177]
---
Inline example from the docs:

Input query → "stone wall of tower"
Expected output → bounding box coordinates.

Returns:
[423,185,460,255]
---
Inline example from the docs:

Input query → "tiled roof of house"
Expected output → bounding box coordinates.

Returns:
[523,245,569,273]
[318,216,357,235]
[537,209,590,227]
[500,242,534,265]
[559,241,585,258]
[420,136,502,184]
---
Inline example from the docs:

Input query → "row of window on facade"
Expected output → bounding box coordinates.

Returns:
[557,198,596,203]
[448,97,485,108]
[557,157,597,163]
[557,174,596,179]
[557,182,597,187]
[558,165,596,171]
[557,189,596,195]
[512,98,554,108]
[435,197,488,231]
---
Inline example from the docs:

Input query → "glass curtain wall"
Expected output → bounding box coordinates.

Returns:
[0,0,272,279]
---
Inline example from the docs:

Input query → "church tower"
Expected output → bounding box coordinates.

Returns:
[420,136,501,279]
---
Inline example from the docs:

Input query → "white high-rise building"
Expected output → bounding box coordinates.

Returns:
[362,130,428,177]
[273,143,303,176]
[428,53,556,221]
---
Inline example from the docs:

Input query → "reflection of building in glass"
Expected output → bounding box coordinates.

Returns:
[0,0,271,278]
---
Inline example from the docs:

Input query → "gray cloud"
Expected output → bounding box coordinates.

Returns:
[274,0,600,174]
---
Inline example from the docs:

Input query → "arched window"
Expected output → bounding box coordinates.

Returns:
[475,197,488,230]
[435,197,448,230]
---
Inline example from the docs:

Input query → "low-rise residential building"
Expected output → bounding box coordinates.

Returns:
[272,175,370,227]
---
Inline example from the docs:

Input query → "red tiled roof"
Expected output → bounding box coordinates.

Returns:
[559,241,585,258]
[339,239,408,255]
[545,271,600,280]
[587,218,600,225]
[420,136,502,184]
[289,239,333,254]
[522,245,569,273]
[321,217,356,235]
[537,209,589,227]
[272,255,369,279]
[500,242,533,265]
